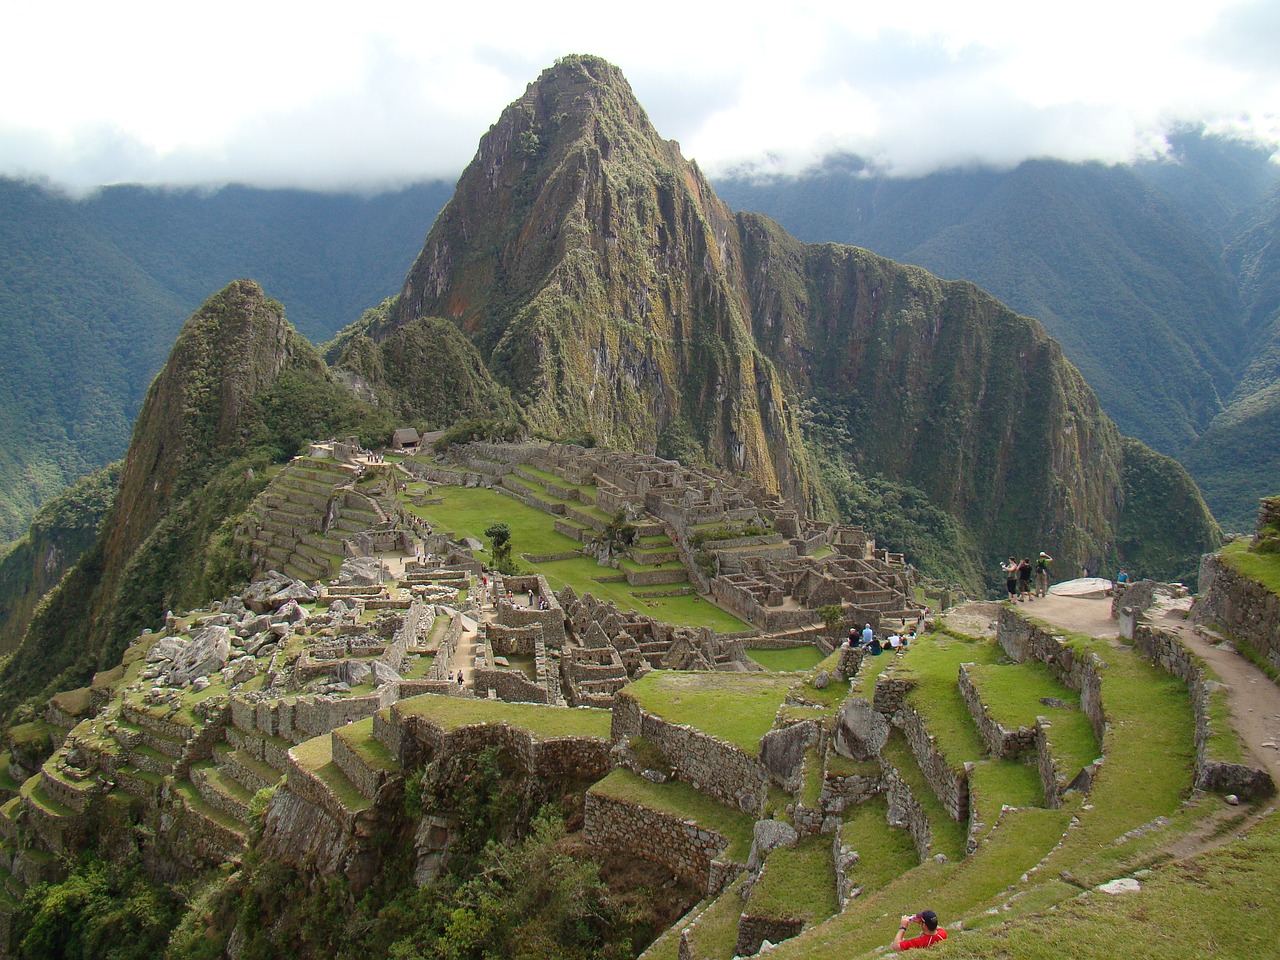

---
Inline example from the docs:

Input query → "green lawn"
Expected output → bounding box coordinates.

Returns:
[746,834,838,925]
[404,485,747,631]
[624,671,794,754]
[392,694,612,741]
[747,646,827,672]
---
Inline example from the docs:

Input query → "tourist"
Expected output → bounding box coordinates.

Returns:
[848,627,858,648]
[1002,556,1019,601]
[1018,557,1033,601]
[893,910,947,950]
[528,588,536,607]
[1035,552,1053,597]
[862,623,874,646]
[870,636,883,655]
[456,671,464,686]
[1116,567,1129,584]
[887,632,902,651]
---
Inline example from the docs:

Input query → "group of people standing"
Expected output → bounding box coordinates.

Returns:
[1002,551,1052,602]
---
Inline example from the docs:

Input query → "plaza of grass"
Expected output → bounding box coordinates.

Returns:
[397,476,753,633]
[630,617,1268,960]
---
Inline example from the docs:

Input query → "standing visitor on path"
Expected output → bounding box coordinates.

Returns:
[1002,557,1019,601]
[1018,557,1033,601]
[893,910,947,950]
[1035,552,1053,597]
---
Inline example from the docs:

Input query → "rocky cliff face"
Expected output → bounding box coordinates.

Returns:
[376,55,1217,582]
[394,55,807,502]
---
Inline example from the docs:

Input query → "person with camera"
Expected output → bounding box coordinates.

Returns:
[893,909,947,950]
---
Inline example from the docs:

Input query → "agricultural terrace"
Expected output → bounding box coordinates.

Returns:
[400,483,748,632]
[624,672,795,755]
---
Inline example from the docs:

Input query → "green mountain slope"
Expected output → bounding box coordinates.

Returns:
[715,157,1246,456]
[0,179,450,548]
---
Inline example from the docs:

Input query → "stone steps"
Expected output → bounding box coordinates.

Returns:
[191,761,255,823]
[287,735,372,822]
[225,727,294,775]
[38,764,96,815]
[215,746,283,794]
[113,713,188,759]
[331,718,401,802]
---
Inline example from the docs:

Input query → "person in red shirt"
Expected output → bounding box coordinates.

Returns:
[893,910,947,950]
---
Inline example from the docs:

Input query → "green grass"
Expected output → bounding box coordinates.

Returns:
[624,672,793,754]
[392,694,612,741]
[1220,539,1280,596]
[404,485,747,631]
[939,807,1280,959]
[333,717,399,771]
[964,660,1100,775]
[893,630,1000,768]
[589,768,755,861]
[747,646,826,672]
[746,835,837,925]
[288,736,371,812]
[837,797,919,895]
[680,875,749,960]
[1027,634,1197,887]
[879,732,968,861]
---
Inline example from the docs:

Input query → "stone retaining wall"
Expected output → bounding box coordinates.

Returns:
[957,663,1036,758]
[1126,617,1274,799]
[893,701,968,822]
[997,608,1106,742]
[735,915,804,957]
[1196,554,1280,671]
[584,790,743,897]
[612,693,769,814]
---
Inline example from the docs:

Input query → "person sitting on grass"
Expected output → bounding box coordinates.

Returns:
[893,910,947,950]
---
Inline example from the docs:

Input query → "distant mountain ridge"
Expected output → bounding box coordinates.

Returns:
[715,135,1280,529]
[0,178,451,546]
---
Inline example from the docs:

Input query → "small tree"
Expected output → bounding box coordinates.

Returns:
[603,511,638,555]
[819,603,846,639]
[484,522,512,568]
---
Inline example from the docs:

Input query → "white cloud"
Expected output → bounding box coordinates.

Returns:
[1,0,1276,191]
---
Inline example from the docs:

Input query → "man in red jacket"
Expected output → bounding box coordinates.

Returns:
[893,910,947,950]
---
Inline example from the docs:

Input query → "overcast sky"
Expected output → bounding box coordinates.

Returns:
[3,0,1278,193]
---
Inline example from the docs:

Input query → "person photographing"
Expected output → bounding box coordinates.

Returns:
[893,910,946,950]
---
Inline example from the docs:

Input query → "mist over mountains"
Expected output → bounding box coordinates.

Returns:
[0,115,1275,547]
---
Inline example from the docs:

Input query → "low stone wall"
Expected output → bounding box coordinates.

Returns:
[612,693,769,814]
[735,915,804,957]
[880,761,931,862]
[231,693,387,745]
[997,607,1106,742]
[1127,618,1275,799]
[957,664,1037,758]
[1196,554,1280,671]
[471,668,550,705]
[893,701,968,822]
[584,790,743,897]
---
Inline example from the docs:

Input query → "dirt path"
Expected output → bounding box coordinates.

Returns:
[978,587,1280,790]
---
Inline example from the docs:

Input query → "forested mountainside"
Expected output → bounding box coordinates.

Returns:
[332,54,1217,587]
[0,178,451,547]
[0,57,1220,724]
[714,135,1280,531]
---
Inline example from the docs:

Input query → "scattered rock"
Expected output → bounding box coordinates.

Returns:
[1225,794,1240,806]
[813,671,831,690]
[1096,878,1142,894]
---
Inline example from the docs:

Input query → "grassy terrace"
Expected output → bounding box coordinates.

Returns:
[879,732,968,861]
[623,672,794,755]
[289,736,371,813]
[747,646,826,672]
[746,834,837,925]
[768,805,1076,960]
[589,768,754,861]
[964,659,1100,775]
[332,717,399,771]
[391,693,612,741]
[838,797,919,894]
[1220,538,1280,595]
[401,484,747,631]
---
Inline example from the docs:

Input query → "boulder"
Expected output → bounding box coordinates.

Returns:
[370,661,402,687]
[268,581,317,608]
[146,637,186,663]
[243,572,296,613]
[339,556,384,586]
[164,625,232,686]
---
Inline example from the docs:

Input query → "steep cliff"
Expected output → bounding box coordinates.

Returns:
[0,281,386,714]
[393,55,808,502]
[377,55,1216,584]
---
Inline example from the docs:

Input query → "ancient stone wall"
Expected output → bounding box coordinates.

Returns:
[997,608,1106,742]
[957,664,1037,758]
[1196,554,1280,671]
[584,790,743,897]
[1127,618,1274,799]
[893,702,968,822]
[612,693,769,814]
